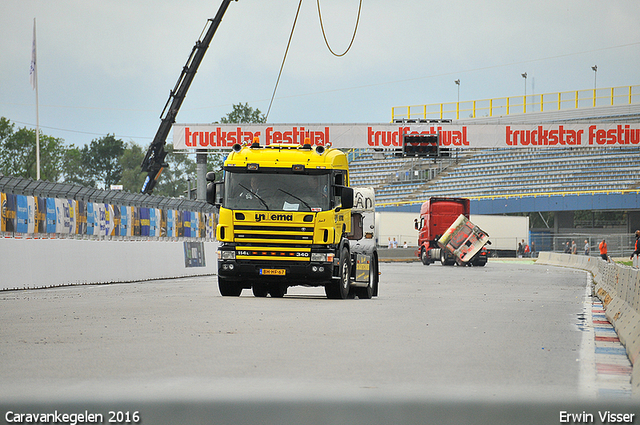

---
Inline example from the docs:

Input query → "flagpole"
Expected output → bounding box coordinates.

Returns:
[31,18,40,180]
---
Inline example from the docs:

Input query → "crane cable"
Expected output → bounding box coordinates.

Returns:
[317,0,362,57]
[266,0,362,121]
[266,0,304,121]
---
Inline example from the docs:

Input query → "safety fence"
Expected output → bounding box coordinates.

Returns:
[537,252,640,396]
[0,176,217,240]
[392,84,640,121]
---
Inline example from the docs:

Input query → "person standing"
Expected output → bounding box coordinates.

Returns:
[584,240,590,256]
[599,239,608,261]
[630,230,640,261]
[571,240,577,255]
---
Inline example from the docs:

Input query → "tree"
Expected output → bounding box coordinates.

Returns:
[219,102,266,124]
[0,118,65,181]
[119,142,146,193]
[61,145,85,186]
[153,143,197,198]
[81,134,125,189]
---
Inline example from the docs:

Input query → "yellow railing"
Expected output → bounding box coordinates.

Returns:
[391,85,640,121]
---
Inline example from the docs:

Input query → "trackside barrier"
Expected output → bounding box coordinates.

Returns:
[537,252,640,395]
[0,238,219,291]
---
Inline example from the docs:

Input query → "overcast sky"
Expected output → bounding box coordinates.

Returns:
[1,0,639,149]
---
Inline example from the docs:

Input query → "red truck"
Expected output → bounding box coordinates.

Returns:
[414,197,488,266]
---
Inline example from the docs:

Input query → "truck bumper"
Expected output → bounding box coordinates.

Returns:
[218,260,334,287]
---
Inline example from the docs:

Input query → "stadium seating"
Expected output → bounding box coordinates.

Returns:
[349,147,640,204]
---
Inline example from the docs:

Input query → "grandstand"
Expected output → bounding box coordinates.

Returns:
[351,146,640,204]
[351,87,640,208]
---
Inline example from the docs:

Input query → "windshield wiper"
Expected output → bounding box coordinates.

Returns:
[277,188,312,211]
[238,183,270,210]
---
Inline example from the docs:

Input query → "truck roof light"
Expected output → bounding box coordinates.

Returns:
[301,138,312,150]
[251,136,260,148]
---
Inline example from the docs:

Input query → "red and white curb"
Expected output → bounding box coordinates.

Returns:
[580,274,633,398]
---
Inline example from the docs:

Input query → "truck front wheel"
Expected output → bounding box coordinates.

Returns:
[420,247,430,265]
[219,277,242,297]
[325,248,351,299]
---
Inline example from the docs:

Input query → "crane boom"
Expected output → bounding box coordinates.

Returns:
[140,0,237,194]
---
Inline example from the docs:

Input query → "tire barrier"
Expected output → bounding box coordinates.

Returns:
[537,252,640,396]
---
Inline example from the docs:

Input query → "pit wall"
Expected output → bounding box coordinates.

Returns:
[537,252,640,395]
[0,238,219,291]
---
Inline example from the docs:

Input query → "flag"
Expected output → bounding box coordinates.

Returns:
[30,19,37,90]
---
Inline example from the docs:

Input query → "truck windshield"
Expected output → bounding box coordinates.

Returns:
[224,172,331,212]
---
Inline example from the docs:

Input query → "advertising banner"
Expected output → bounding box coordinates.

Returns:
[26,196,35,234]
[16,195,28,234]
[140,207,150,237]
[35,196,46,234]
[75,200,86,235]
[120,206,130,236]
[183,241,206,268]
[173,123,640,150]
[2,193,17,232]
[46,198,56,234]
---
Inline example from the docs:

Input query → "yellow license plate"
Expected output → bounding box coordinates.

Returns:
[260,268,286,276]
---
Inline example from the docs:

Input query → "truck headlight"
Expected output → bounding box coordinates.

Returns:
[311,253,334,262]
[219,251,236,260]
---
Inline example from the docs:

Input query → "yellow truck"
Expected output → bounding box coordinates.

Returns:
[207,138,379,299]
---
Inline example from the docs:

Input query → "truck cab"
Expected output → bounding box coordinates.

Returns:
[415,197,487,266]
[207,139,378,299]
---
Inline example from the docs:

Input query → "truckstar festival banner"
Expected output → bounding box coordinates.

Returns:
[173,123,640,150]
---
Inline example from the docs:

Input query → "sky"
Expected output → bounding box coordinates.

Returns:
[1,0,640,150]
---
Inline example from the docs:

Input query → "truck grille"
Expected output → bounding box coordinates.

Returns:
[233,224,314,261]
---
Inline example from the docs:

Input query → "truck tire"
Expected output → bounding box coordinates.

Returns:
[420,247,430,265]
[372,254,379,297]
[252,283,268,297]
[325,247,351,299]
[440,249,447,266]
[218,277,242,297]
[355,255,377,299]
[268,283,286,298]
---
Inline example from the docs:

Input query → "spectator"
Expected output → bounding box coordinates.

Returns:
[584,240,590,256]
[530,241,536,258]
[571,240,577,255]
[630,230,640,261]
[524,243,530,257]
[388,237,393,249]
[403,241,408,249]
[564,241,571,254]
[599,239,608,261]
[393,238,398,249]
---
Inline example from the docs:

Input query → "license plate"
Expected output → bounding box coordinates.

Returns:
[260,268,286,276]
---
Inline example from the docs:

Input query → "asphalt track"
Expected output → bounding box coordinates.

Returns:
[1,260,638,424]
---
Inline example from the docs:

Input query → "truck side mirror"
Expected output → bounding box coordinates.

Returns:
[206,181,224,207]
[340,186,354,209]
[206,171,217,182]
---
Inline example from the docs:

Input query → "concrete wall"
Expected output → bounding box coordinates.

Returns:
[537,252,640,396]
[0,238,218,291]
